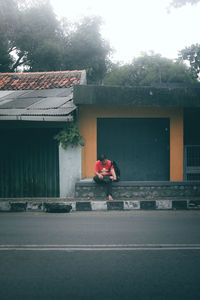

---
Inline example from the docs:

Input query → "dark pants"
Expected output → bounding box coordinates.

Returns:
[93,175,112,197]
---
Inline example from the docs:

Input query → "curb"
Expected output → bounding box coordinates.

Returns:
[0,199,200,212]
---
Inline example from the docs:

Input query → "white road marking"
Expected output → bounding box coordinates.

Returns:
[0,244,200,251]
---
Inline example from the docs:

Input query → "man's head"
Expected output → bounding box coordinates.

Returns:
[99,154,107,165]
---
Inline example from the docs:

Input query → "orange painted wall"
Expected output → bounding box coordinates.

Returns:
[78,105,183,181]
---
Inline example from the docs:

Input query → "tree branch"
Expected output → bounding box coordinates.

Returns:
[11,53,25,71]
[8,46,17,54]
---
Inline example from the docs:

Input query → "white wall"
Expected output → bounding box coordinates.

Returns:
[59,145,81,197]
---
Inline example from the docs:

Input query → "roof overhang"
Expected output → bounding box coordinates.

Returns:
[0,115,73,122]
[0,88,76,122]
[74,85,200,107]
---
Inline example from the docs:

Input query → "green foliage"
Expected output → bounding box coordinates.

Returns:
[12,1,63,72]
[170,0,200,7]
[54,122,84,150]
[104,53,196,86]
[0,0,111,83]
[63,17,111,84]
[0,41,12,72]
[0,0,19,71]
[2,0,198,85]
[179,44,200,79]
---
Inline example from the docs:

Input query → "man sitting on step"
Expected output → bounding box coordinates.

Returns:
[93,154,116,201]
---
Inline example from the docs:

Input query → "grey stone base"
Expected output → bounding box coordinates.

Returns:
[75,180,200,200]
[0,199,200,212]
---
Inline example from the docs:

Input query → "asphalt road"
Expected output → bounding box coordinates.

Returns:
[0,211,200,300]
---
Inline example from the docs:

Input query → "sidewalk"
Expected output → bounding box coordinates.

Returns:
[0,198,200,212]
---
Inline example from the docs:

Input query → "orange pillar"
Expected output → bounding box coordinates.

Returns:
[78,106,97,179]
[170,109,184,181]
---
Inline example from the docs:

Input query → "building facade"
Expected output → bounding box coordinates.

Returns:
[74,85,200,183]
[0,73,200,199]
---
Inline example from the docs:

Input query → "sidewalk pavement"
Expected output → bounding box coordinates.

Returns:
[0,198,200,213]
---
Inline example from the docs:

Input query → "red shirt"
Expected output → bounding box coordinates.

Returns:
[95,160,113,176]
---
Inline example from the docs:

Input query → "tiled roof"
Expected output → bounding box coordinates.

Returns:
[0,70,86,90]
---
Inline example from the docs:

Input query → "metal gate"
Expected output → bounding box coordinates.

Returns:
[184,145,200,181]
[0,128,59,197]
[97,118,170,181]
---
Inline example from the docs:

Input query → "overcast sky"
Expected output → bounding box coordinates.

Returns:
[50,0,200,64]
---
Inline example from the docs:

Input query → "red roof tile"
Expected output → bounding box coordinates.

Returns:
[0,70,85,90]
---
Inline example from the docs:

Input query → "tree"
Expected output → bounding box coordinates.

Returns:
[0,0,59,71]
[170,0,200,7]
[0,0,59,72]
[14,2,63,72]
[62,17,111,84]
[104,53,196,86]
[0,0,111,83]
[179,44,200,79]
[0,0,19,71]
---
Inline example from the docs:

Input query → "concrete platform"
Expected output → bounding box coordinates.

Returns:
[0,180,199,212]
[75,179,200,200]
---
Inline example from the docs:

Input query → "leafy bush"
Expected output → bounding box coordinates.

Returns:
[54,122,84,150]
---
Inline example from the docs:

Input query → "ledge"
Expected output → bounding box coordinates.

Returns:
[76,180,200,187]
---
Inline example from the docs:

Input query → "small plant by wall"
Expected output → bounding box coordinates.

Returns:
[54,122,84,150]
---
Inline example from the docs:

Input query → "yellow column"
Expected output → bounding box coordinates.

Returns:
[170,108,184,181]
[78,106,97,178]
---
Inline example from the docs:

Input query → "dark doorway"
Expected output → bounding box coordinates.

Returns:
[0,128,59,197]
[97,118,170,181]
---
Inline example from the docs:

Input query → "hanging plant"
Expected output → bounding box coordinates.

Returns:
[54,122,85,150]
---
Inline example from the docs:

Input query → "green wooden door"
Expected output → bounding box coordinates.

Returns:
[0,128,59,197]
